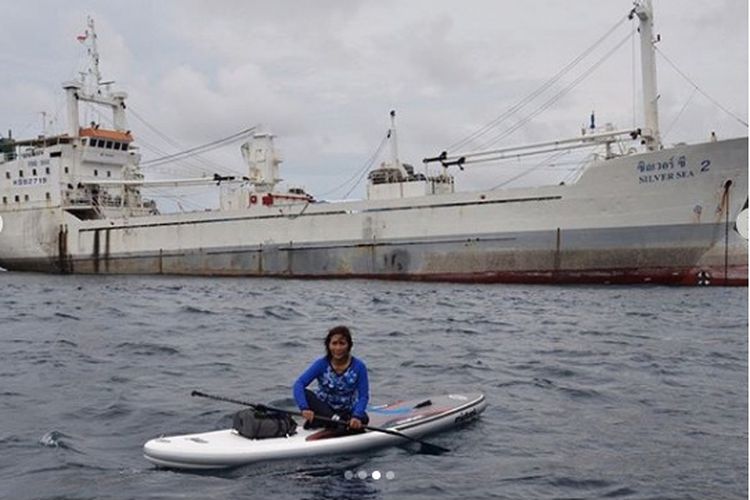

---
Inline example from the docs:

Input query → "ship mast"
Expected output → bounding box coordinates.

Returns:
[63,16,129,138]
[633,0,661,151]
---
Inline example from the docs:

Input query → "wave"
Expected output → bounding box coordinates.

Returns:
[38,430,81,453]
[263,305,306,319]
[54,312,80,320]
[115,342,181,356]
[182,305,218,314]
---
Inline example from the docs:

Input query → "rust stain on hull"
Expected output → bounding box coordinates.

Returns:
[4,255,747,286]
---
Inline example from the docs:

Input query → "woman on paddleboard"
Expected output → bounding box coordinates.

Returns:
[293,325,369,430]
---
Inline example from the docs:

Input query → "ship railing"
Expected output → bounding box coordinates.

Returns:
[64,196,153,212]
[65,199,94,208]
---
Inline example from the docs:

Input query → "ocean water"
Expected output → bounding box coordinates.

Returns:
[0,272,746,500]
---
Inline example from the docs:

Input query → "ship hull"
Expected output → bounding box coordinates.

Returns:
[0,138,747,286]
[1,222,746,286]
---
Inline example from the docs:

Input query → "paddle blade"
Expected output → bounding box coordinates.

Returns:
[418,442,450,455]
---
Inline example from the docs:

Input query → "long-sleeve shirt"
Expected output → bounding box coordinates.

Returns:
[293,356,369,418]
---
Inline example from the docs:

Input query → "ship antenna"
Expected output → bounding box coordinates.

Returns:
[389,110,401,169]
[78,16,104,94]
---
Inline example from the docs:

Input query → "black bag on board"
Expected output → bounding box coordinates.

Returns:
[232,408,297,439]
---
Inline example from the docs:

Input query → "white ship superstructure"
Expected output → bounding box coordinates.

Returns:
[0,4,746,285]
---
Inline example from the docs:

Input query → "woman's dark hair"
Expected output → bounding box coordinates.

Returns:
[325,325,353,358]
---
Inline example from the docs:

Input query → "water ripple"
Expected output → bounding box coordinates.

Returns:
[0,274,744,500]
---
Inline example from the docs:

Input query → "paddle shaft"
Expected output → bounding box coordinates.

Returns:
[190,390,449,453]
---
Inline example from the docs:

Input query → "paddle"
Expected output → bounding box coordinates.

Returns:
[190,390,450,454]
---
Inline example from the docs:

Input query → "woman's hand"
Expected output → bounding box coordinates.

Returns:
[348,417,363,430]
[302,410,314,422]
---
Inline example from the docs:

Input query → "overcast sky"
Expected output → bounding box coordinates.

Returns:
[0,0,746,207]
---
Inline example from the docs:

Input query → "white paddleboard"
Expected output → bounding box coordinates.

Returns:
[143,392,486,469]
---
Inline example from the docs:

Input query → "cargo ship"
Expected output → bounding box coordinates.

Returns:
[0,1,746,285]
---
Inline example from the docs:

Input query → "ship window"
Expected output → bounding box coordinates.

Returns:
[5,172,9,179]
[94,169,99,176]
[106,141,113,149]
[45,167,50,174]
[32,168,37,176]
[107,170,111,178]
[46,192,51,200]
[24,194,29,202]
[81,138,88,146]
[2,196,6,204]
[14,195,19,203]
[64,167,69,174]
[19,170,24,178]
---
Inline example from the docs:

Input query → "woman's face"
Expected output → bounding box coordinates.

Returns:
[328,334,350,361]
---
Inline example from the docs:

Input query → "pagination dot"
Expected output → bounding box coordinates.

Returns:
[371,470,381,480]
[357,470,368,480]
[385,470,396,480]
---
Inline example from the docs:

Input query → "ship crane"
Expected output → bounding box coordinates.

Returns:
[425,127,643,167]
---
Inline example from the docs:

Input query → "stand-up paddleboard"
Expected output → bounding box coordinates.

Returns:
[144,392,486,470]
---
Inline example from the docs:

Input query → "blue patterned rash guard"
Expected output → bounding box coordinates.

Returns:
[293,356,369,418]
